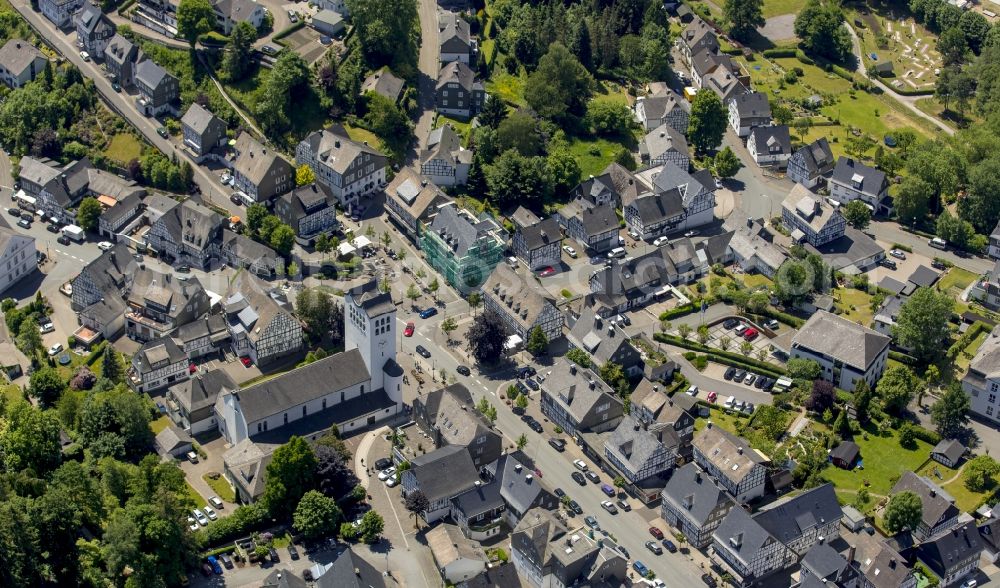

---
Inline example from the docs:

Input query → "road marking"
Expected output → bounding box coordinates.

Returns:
[381,482,410,550]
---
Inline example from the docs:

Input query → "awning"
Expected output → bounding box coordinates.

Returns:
[97,195,117,208]
[352,235,373,249]
[504,334,523,351]
[790,228,806,243]
[14,191,35,205]
[338,242,357,256]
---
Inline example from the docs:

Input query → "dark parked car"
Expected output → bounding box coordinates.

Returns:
[762,378,775,392]
[375,457,392,471]
[7,207,21,217]
[568,500,583,515]
[220,553,233,569]
[662,539,677,553]
[616,499,631,511]
[733,369,746,381]
[419,307,438,319]
[554,487,565,498]
[415,345,431,358]
[528,420,543,433]
[456,365,471,376]
[17,218,30,229]
[572,471,587,486]
[516,381,530,395]
[724,366,736,380]
[931,259,947,270]
[46,224,59,233]
[585,471,601,484]
[754,376,766,389]
[723,318,738,329]
[617,544,630,559]
[645,540,663,555]
[525,378,539,391]
[548,438,566,452]
[518,366,536,378]
[702,574,718,587]
[269,547,279,562]
[880,258,897,270]
[57,235,71,245]
[288,544,299,560]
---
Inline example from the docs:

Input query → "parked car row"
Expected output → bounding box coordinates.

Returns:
[723,366,775,392]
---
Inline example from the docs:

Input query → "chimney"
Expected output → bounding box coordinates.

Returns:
[706,421,713,429]
[930,489,936,498]
[889,558,896,569]
[514,464,522,472]
[847,546,856,565]
[737,447,743,455]
[570,364,577,375]
[475,480,481,487]
[525,474,533,483]
[355,567,362,577]
[589,380,596,390]
[695,471,702,483]
[335,140,341,148]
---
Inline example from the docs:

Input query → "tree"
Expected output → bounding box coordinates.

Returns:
[566,348,592,368]
[221,21,257,81]
[247,203,268,236]
[346,0,417,67]
[16,317,42,357]
[854,379,874,422]
[177,0,214,46]
[441,316,458,343]
[365,93,412,159]
[102,347,122,383]
[28,367,65,407]
[516,394,528,411]
[496,112,543,156]
[263,436,318,517]
[586,101,634,136]
[876,364,920,414]
[404,490,430,529]
[293,490,342,540]
[296,164,315,186]
[358,510,384,543]
[546,150,582,194]
[771,103,793,126]
[725,0,765,40]
[884,491,923,533]
[428,278,440,299]
[936,210,976,250]
[517,433,529,450]
[964,455,1000,492]
[841,200,871,229]
[467,292,482,316]
[77,385,154,460]
[894,176,932,225]
[479,95,508,129]
[405,284,420,307]
[688,90,727,153]
[485,151,551,205]
[806,380,835,412]
[270,224,296,256]
[465,312,508,366]
[794,0,852,62]
[76,197,102,232]
[314,443,358,500]
[526,325,549,356]
[932,383,970,439]
[697,324,710,344]
[0,401,62,475]
[740,340,753,356]
[678,323,692,340]
[524,43,593,123]
[893,287,953,362]
[938,26,968,66]
[714,146,741,178]
[255,52,311,135]
[959,157,1000,234]
[599,362,627,396]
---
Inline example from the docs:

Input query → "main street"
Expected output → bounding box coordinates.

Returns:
[396,315,709,586]
[10,0,240,219]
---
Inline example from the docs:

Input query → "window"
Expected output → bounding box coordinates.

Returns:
[322,398,327,410]
[283,413,288,424]
[361,385,365,393]
[989,406,994,417]
[302,406,307,417]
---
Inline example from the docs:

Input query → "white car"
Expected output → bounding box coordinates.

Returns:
[39,321,54,334]
[385,475,398,487]
[889,249,906,260]
[97,241,113,251]
[47,343,63,356]
[724,396,736,408]
[573,459,588,471]
[377,466,396,481]
[187,517,200,532]
[192,509,209,526]
[209,496,224,509]
[563,245,577,258]
[203,506,218,521]
[601,500,619,514]
[686,385,699,396]
[653,236,669,247]
[79,50,90,61]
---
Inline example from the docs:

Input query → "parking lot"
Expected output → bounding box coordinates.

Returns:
[669,317,778,361]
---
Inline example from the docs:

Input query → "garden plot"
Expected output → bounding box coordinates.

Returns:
[856,10,942,91]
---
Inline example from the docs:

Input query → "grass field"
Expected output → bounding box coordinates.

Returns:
[835,287,875,327]
[823,425,934,496]
[104,134,143,164]
[182,480,206,509]
[344,125,379,148]
[740,274,774,290]
[564,135,635,179]
[486,72,527,107]
[150,415,172,434]
[694,406,752,437]
[938,267,979,298]
[203,472,237,503]
[762,0,806,17]
[1,384,21,406]
[955,329,988,374]
[433,114,472,142]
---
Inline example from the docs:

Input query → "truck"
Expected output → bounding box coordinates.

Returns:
[62,225,84,242]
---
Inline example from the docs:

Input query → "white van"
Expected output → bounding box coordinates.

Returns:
[653,236,669,247]
[724,396,736,408]
[929,237,947,250]
[609,247,627,259]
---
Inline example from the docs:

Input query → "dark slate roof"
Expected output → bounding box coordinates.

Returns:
[891,471,959,532]
[932,439,965,464]
[436,60,479,92]
[631,189,685,224]
[793,138,835,175]
[801,542,850,581]
[135,336,186,372]
[830,441,860,464]
[135,58,172,89]
[347,279,396,318]
[427,204,497,257]
[907,265,939,288]
[99,192,143,226]
[314,548,386,588]
[877,276,907,295]
[261,568,308,588]
[458,562,521,588]
[156,199,222,253]
[578,203,619,237]
[168,368,236,414]
[491,452,554,515]
[753,483,842,545]
[574,173,618,205]
[731,91,770,119]
[749,125,791,157]
[606,414,679,474]
[713,507,776,567]
[362,68,405,102]
[409,445,479,502]
[519,216,563,251]
[919,525,983,576]
[181,103,223,135]
[236,349,370,423]
[603,163,643,205]
[831,157,886,196]
[660,463,734,526]
[451,479,504,518]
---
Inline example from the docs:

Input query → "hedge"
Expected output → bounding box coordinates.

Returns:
[85,341,109,366]
[272,21,306,42]
[117,0,137,14]
[201,504,270,547]
[762,48,796,58]
[794,50,814,65]
[911,425,941,446]
[889,350,918,366]
[202,545,237,558]
[745,307,804,328]
[947,321,990,360]
[830,65,857,83]
[890,243,913,253]
[654,333,786,377]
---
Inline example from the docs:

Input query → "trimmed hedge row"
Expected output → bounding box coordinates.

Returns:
[889,350,918,366]
[762,48,796,58]
[947,321,990,360]
[746,307,805,328]
[201,504,270,547]
[272,21,306,42]
[795,50,814,65]
[654,333,786,377]
[911,425,941,446]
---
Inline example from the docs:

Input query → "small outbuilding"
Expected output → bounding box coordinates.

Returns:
[155,424,194,458]
[311,9,345,36]
[841,505,867,532]
[830,440,860,469]
[931,439,966,468]
[874,62,894,77]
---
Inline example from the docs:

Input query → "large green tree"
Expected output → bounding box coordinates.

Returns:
[263,436,318,517]
[841,200,871,229]
[221,21,257,81]
[346,0,418,67]
[884,491,923,533]
[875,364,920,414]
[28,366,65,407]
[364,92,412,160]
[465,311,509,366]
[76,197,102,231]
[724,0,765,41]
[714,146,741,178]
[496,112,543,156]
[177,0,215,46]
[958,157,1000,234]
[0,401,62,475]
[965,455,1000,492]
[524,43,593,123]
[893,287,953,362]
[485,150,550,205]
[931,382,970,439]
[794,0,852,62]
[894,176,932,225]
[293,490,342,539]
[526,326,549,356]
[255,51,310,135]
[687,90,727,153]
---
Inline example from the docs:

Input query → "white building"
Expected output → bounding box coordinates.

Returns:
[963,325,1000,423]
[828,157,890,214]
[0,221,36,295]
[296,127,388,214]
[791,310,891,392]
[40,0,84,28]
[727,92,771,137]
[692,425,767,503]
[0,39,48,89]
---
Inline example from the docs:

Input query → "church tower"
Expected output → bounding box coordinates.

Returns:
[344,281,401,405]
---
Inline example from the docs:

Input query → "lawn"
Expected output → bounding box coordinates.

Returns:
[486,72,527,107]
[182,480,207,509]
[433,114,472,142]
[739,274,774,290]
[823,425,934,497]
[693,406,752,437]
[344,124,379,147]
[104,134,143,164]
[955,329,988,374]
[203,472,237,503]
[834,287,875,328]
[150,415,172,434]
[937,267,979,298]
[564,135,635,179]
[762,0,806,17]
[591,81,632,107]
[1,384,21,405]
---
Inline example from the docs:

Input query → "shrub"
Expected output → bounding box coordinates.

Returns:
[201,504,270,546]
[794,49,814,65]
[763,48,796,58]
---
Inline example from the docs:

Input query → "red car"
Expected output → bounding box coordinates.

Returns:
[404,322,415,337]
[536,266,555,277]
[188,363,197,375]
[240,356,252,367]
[649,526,664,540]
[743,328,759,341]
[707,391,718,403]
